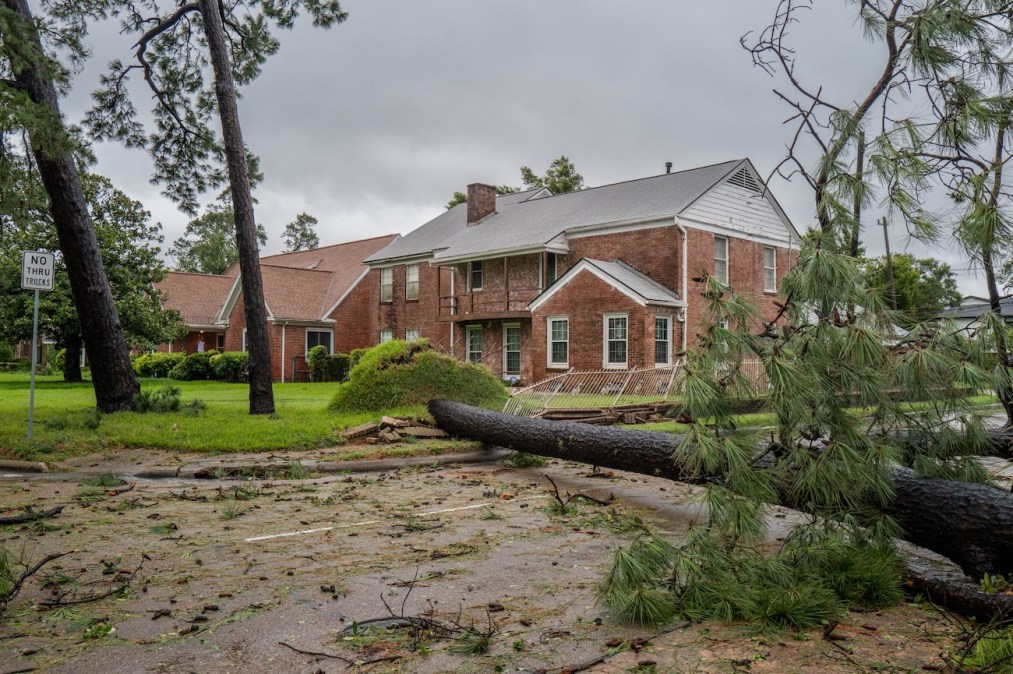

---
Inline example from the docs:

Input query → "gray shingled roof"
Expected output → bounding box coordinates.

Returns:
[943,297,1013,320]
[366,160,744,264]
[583,259,682,306]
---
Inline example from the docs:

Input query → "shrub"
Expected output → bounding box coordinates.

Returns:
[0,342,12,362]
[307,345,327,382]
[326,353,351,382]
[329,339,507,412]
[52,348,66,373]
[168,350,217,381]
[210,351,249,382]
[349,348,367,367]
[133,352,185,378]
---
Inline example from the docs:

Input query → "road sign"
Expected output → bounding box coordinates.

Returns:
[22,251,54,291]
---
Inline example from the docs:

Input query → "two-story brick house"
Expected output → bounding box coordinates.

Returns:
[365,159,801,384]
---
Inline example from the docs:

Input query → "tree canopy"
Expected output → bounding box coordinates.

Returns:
[860,254,961,325]
[445,155,583,209]
[282,212,319,252]
[170,205,268,275]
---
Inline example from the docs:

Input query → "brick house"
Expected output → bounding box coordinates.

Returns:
[365,159,801,384]
[155,234,397,381]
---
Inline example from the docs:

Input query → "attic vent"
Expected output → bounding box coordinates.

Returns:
[727,168,762,194]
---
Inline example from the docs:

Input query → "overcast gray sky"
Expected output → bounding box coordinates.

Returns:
[60,0,986,293]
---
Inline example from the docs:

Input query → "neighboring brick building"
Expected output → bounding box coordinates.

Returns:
[365,159,801,384]
[155,234,397,381]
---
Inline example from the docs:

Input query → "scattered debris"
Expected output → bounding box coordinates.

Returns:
[343,416,448,444]
[0,505,65,526]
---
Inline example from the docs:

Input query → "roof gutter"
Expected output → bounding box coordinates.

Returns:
[675,216,688,352]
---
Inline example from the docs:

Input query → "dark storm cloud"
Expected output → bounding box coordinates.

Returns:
[61,1,985,292]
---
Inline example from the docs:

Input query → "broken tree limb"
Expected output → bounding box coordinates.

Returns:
[428,399,1013,595]
[0,505,65,526]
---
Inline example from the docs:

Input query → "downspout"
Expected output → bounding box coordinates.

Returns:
[449,268,456,357]
[676,217,688,352]
[280,321,286,384]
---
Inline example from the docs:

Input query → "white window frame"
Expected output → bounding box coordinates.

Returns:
[654,315,672,366]
[763,246,777,293]
[405,263,420,301]
[241,328,248,352]
[379,329,393,344]
[306,329,333,355]
[468,260,484,291]
[380,267,393,303]
[714,236,729,285]
[466,325,483,363]
[405,327,420,341]
[503,323,521,376]
[547,316,569,369]
[603,313,628,369]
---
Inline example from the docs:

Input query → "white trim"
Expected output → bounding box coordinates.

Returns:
[468,260,484,291]
[679,214,799,248]
[714,235,729,285]
[603,313,628,369]
[306,328,334,355]
[563,215,674,240]
[321,268,370,319]
[546,316,569,369]
[528,259,685,313]
[216,274,244,323]
[380,267,393,303]
[241,327,248,353]
[503,322,521,376]
[763,245,777,293]
[466,324,483,363]
[654,315,673,366]
[405,263,420,301]
[434,243,569,265]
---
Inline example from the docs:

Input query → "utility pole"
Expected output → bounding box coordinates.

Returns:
[880,217,897,311]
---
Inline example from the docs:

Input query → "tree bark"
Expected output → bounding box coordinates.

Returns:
[3,0,138,412]
[428,399,1013,580]
[62,331,83,383]
[198,0,275,414]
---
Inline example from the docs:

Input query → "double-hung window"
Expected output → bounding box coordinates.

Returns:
[763,246,777,293]
[604,313,628,368]
[547,317,568,368]
[405,263,420,301]
[405,328,420,341]
[379,329,393,344]
[466,325,483,363]
[714,236,729,285]
[306,329,333,355]
[469,261,484,291]
[654,316,671,366]
[504,324,521,375]
[380,267,393,303]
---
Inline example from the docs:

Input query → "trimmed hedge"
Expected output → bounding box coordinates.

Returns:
[168,350,218,381]
[308,345,352,382]
[328,339,507,412]
[133,352,185,378]
[210,352,249,382]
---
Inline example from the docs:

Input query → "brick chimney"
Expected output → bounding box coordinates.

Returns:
[466,183,496,225]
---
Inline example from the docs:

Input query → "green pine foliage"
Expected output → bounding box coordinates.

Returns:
[328,339,507,412]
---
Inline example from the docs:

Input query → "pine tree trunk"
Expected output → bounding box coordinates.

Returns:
[62,332,83,383]
[3,0,138,412]
[428,399,1013,580]
[198,0,274,414]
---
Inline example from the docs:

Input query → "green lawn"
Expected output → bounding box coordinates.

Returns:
[0,374,428,460]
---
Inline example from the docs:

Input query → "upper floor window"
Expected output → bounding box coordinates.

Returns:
[604,313,628,368]
[466,325,483,363]
[379,329,393,344]
[405,327,420,341]
[655,316,671,366]
[405,263,420,301]
[380,267,393,303]
[307,329,333,355]
[714,236,729,285]
[469,260,484,291]
[547,317,568,368]
[545,253,559,286]
[763,246,777,293]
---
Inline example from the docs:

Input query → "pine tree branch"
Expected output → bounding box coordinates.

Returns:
[130,3,201,135]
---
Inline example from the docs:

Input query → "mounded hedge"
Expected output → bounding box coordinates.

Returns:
[133,351,249,381]
[328,339,507,412]
[168,350,218,381]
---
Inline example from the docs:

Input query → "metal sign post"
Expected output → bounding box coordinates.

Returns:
[22,251,54,440]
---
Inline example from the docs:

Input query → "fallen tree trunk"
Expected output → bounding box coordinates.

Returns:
[429,399,1013,617]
